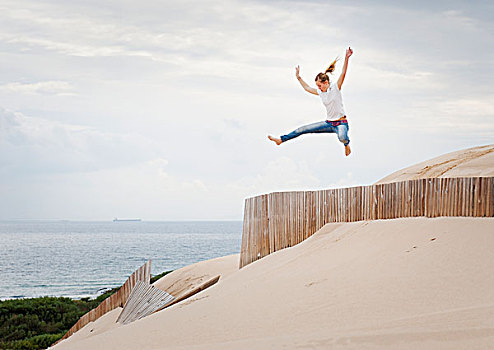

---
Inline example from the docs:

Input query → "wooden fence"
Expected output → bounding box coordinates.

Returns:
[239,177,494,268]
[57,260,151,342]
[116,281,175,325]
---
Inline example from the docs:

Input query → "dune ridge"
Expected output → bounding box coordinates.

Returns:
[376,144,494,183]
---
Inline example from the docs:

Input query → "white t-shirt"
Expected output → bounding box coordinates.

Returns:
[317,81,346,121]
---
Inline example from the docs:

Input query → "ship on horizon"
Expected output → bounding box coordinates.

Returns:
[112,218,142,222]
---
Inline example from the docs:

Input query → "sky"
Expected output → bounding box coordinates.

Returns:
[0,0,493,220]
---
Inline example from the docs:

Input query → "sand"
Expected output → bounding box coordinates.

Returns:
[153,253,239,297]
[56,307,122,345]
[52,145,494,350]
[376,144,494,184]
[53,217,494,350]
[49,254,240,347]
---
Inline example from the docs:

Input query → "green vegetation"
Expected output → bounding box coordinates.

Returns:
[0,271,172,350]
[0,296,92,349]
[0,291,119,350]
[150,270,173,284]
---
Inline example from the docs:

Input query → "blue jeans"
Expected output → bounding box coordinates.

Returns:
[280,120,350,146]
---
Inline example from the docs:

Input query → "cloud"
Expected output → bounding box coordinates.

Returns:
[0,81,75,96]
[435,97,494,117]
[414,96,494,135]
[0,108,162,176]
[2,0,490,96]
[141,158,209,193]
[0,1,341,81]
[0,0,492,220]
[0,157,213,220]
[225,156,321,197]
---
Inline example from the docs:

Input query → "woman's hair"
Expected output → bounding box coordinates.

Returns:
[315,57,339,82]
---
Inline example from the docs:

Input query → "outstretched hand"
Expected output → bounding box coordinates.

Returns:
[295,65,300,78]
[346,47,353,59]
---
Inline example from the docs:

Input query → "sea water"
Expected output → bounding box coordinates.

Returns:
[0,221,242,300]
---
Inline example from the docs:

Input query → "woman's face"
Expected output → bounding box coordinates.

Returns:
[316,79,329,92]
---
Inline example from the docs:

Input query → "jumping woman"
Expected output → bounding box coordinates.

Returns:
[268,47,354,156]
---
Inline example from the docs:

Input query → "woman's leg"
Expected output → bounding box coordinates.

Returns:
[279,121,334,143]
[336,124,351,156]
[268,121,333,145]
[268,121,351,156]
[336,124,350,145]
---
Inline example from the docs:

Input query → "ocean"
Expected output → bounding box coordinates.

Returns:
[0,220,242,300]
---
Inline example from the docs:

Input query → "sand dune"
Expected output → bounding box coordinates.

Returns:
[376,144,494,184]
[51,254,240,346]
[53,217,494,350]
[53,145,494,349]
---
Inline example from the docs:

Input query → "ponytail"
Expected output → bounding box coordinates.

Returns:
[315,57,340,82]
[325,57,339,74]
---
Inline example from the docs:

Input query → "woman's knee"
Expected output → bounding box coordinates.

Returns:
[337,127,350,145]
[295,126,309,134]
[338,135,350,146]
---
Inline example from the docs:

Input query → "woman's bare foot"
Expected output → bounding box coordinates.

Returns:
[268,135,282,146]
[345,144,351,156]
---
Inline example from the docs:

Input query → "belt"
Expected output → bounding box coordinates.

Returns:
[326,119,348,127]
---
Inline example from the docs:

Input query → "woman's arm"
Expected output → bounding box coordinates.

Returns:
[296,65,318,95]
[337,47,353,90]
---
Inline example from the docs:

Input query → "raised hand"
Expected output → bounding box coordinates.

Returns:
[338,47,353,89]
[346,47,353,59]
[295,65,300,78]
